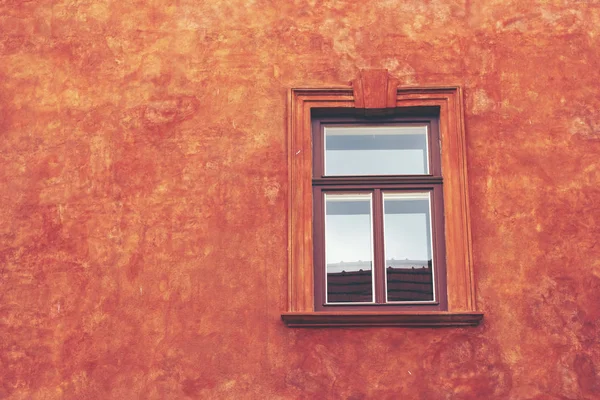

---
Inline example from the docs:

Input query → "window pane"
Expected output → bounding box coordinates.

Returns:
[325,125,429,176]
[325,194,373,303]
[383,193,434,302]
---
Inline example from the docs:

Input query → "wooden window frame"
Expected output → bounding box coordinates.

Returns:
[312,114,446,311]
[281,81,483,327]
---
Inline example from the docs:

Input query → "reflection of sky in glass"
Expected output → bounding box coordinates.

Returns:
[325,126,428,176]
[325,195,372,267]
[384,193,431,263]
[322,126,434,274]
[324,193,433,273]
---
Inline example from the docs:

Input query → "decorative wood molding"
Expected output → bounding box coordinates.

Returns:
[286,84,480,327]
[351,69,399,109]
[281,311,484,328]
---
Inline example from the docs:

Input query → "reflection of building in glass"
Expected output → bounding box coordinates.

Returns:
[327,259,429,272]
[327,269,373,303]
[386,263,433,302]
[327,259,433,303]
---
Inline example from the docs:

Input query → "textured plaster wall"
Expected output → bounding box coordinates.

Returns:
[1,0,599,399]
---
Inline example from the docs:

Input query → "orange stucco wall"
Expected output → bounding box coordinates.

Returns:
[1,1,599,399]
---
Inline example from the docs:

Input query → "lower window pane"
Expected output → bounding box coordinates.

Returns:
[383,193,434,302]
[325,194,374,303]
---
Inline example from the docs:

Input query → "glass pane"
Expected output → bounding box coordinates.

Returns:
[383,193,434,302]
[325,194,374,303]
[325,125,429,176]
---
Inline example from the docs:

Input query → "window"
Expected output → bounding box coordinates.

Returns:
[282,70,483,327]
[312,114,446,311]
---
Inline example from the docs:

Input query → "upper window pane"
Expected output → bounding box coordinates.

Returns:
[324,125,429,176]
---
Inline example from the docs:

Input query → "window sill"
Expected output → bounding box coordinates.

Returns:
[281,311,483,328]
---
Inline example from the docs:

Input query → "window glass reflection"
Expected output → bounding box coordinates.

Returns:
[325,125,429,176]
[383,193,434,302]
[325,194,374,303]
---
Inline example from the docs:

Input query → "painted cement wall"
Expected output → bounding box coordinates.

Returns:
[1,0,599,398]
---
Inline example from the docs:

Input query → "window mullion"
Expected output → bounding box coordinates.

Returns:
[372,189,386,304]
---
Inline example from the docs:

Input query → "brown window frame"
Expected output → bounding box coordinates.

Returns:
[281,82,483,327]
[312,112,447,311]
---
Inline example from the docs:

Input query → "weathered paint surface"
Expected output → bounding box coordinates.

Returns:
[1,1,599,399]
